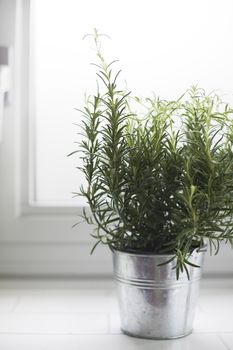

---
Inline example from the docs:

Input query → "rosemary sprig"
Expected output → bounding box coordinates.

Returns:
[70,30,233,278]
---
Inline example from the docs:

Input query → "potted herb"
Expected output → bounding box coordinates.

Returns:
[69,30,233,339]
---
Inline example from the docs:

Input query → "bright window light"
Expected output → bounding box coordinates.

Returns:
[31,0,233,205]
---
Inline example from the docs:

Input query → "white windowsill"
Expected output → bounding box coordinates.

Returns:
[0,278,231,349]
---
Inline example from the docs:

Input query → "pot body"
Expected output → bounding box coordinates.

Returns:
[112,248,206,339]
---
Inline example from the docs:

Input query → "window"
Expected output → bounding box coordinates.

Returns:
[0,0,232,276]
[31,0,233,206]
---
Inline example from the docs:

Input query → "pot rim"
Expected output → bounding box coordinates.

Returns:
[112,244,207,258]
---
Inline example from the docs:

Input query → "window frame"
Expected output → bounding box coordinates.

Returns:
[19,0,85,217]
[0,0,113,278]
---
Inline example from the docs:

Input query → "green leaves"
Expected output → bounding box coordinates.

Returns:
[70,31,233,278]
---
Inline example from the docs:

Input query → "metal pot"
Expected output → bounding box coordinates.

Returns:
[112,247,206,339]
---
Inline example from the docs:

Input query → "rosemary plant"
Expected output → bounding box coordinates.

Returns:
[70,29,233,278]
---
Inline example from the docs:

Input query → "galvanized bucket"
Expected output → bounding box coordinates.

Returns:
[112,247,206,339]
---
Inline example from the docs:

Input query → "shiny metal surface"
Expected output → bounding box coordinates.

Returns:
[112,248,206,339]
